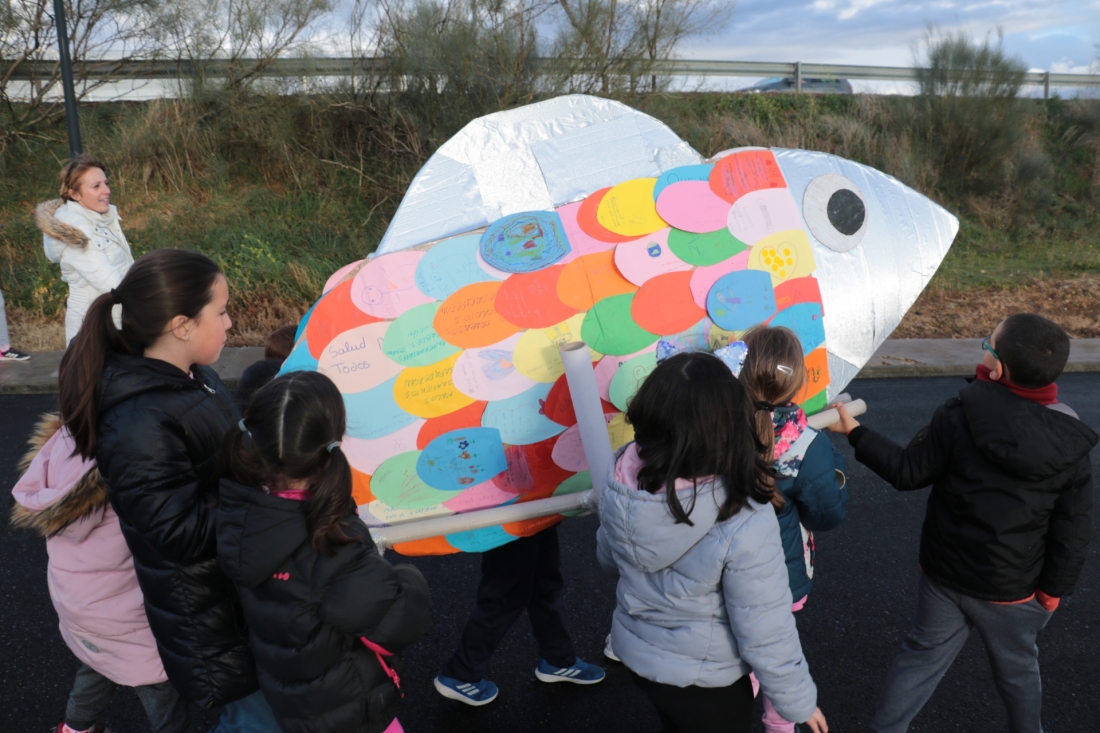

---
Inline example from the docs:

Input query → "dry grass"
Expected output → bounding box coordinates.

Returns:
[226,299,310,347]
[7,306,65,351]
[895,276,1100,338]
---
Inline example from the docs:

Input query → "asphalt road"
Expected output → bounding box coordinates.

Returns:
[2,376,1098,733]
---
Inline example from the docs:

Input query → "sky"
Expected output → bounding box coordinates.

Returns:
[24,0,1099,101]
[688,0,1098,72]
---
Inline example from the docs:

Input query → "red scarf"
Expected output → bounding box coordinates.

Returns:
[975,364,1058,405]
[263,486,311,501]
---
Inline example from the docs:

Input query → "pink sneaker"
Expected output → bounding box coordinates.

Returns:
[57,723,113,733]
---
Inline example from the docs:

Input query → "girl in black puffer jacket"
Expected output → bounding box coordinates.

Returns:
[58,249,281,731]
[217,371,431,733]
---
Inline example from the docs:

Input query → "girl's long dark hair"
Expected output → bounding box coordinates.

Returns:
[224,371,357,556]
[625,351,777,525]
[58,249,223,459]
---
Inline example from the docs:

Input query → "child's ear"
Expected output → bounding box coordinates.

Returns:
[990,360,1005,381]
[169,314,192,342]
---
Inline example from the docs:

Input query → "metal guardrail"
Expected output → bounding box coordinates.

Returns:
[658,59,1097,87]
[3,57,1097,98]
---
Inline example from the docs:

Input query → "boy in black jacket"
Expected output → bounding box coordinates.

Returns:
[830,313,1096,733]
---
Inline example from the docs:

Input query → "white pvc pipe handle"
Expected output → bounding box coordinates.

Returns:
[807,399,866,431]
[559,341,614,497]
[369,395,868,549]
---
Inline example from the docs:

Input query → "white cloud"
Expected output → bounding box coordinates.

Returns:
[838,0,891,21]
[685,0,1099,77]
[1049,59,1099,74]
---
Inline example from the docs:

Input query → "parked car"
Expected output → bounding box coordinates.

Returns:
[741,77,853,94]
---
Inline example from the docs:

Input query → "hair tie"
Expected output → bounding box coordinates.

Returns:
[776,365,794,376]
[755,400,777,412]
[110,288,120,304]
[327,441,341,453]
[238,419,254,449]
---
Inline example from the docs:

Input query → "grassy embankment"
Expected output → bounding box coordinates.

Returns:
[1,92,1098,349]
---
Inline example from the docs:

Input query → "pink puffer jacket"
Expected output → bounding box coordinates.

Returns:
[11,416,166,686]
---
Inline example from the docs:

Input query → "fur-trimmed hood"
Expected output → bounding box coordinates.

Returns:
[10,413,107,538]
[11,417,169,688]
[35,199,90,248]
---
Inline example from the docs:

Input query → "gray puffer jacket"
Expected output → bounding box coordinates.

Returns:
[596,446,817,724]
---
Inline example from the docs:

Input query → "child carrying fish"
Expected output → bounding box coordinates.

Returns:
[739,325,848,733]
[596,350,828,733]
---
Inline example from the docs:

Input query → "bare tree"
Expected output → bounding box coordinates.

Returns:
[374,0,544,139]
[344,0,380,100]
[548,0,731,94]
[156,0,333,93]
[0,0,163,147]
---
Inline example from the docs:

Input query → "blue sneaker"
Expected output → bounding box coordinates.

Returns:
[433,673,499,706]
[534,657,606,684]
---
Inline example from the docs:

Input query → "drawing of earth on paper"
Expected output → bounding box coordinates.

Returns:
[280,94,959,555]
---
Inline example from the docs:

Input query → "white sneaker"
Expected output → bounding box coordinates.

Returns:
[603,633,620,662]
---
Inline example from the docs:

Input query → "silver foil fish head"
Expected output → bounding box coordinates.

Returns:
[770,149,959,396]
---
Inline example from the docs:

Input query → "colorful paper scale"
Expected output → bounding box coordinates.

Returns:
[286,156,832,556]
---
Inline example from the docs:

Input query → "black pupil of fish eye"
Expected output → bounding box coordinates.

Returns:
[827,189,865,236]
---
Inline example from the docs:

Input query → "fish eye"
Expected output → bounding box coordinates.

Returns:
[802,173,867,252]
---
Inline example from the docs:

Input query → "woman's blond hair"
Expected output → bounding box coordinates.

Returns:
[59,154,107,202]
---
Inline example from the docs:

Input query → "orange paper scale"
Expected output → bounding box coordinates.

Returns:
[631,271,706,336]
[305,279,383,359]
[575,188,636,243]
[792,348,831,405]
[709,150,787,205]
[433,281,521,349]
[494,265,578,328]
[351,468,374,505]
[556,251,638,311]
[393,536,461,556]
[416,400,488,450]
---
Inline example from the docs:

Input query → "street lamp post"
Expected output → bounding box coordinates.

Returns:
[53,0,82,156]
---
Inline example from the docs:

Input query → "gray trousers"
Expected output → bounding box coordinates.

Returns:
[870,574,1052,733]
[0,288,10,349]
[65,663,191,733]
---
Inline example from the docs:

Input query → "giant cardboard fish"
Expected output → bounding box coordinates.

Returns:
[280,95,959,555]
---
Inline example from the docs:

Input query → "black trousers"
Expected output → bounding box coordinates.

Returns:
[630,671,755,733]
[442,525,576,682]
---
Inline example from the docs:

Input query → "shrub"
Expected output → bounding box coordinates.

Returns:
[375,0,541,143]
[911,29,1039,198]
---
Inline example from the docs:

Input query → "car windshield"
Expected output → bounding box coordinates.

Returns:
[757,77,787,85]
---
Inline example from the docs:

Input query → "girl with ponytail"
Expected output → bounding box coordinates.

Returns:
[57,248,281,732]
[738,325,849,733]
[216,371,431,733]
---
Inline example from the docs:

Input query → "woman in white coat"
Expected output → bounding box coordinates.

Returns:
[36,156,134,344]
